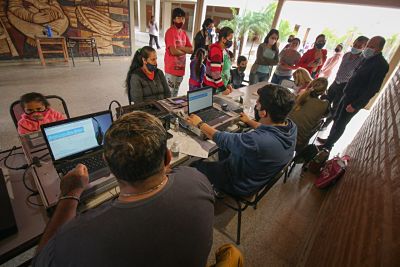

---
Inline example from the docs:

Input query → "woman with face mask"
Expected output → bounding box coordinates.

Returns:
[191,18,214,60]
[203,27,234,94]
[17,92,66,135]
[125,46,171,104]
[298,34,328,78]
[249,29,280,85]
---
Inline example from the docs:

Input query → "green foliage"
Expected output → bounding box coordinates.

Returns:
[218,2,292,58]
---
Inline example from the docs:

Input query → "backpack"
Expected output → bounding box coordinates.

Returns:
[315,155,350,188]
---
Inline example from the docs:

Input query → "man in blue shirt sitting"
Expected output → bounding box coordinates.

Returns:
[187,84,297,196]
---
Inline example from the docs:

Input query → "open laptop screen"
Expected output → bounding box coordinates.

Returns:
[42,111,112,161]
[187,87,213,114]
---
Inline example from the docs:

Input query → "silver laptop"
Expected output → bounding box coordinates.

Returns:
[187,87,237,127]
[41,110,112,182]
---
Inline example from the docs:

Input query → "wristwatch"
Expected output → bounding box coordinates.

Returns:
[197,121,205,129]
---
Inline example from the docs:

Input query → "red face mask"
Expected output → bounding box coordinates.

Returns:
[174,22,183,29]
[26,109,49,121]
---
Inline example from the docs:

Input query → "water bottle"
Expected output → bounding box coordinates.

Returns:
[45,25,53,37]
[174,118,179,132]
[170,141,180,157]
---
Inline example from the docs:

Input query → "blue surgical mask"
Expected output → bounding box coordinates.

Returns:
[362,48,376,59]
[146,63,157,72]
[350,47,362,55]
[207,28,212,35]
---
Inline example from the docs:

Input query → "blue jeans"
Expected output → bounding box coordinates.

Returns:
[271,73,291,85]
[249,72,270,85]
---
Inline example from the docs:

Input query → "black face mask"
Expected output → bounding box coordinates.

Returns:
[225,40,233,48]
[315,42,325,49]
[238,66,246,72]
[288,38,294,43]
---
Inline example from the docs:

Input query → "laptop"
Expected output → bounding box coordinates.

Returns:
[187,87,236,126]
[41,110,112,181]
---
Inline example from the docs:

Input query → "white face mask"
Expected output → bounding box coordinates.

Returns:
[350,47,362,55]
[362,47,376,59]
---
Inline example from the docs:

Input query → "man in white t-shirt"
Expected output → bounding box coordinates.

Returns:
[148,15,161,49]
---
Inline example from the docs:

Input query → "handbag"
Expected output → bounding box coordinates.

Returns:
[315,155,350,189]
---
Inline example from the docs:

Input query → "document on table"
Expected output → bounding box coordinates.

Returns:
[168,130,215,158]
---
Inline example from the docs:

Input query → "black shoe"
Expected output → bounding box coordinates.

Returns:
[317,137,327,144]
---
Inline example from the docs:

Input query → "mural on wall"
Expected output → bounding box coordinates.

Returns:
[0,0,131,58]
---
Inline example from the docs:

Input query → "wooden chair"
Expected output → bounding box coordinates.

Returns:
[219,162,291,244]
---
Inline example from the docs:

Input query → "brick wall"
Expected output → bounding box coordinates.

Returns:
[299,66,400,266]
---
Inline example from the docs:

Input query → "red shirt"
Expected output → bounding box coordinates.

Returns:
[164,26,192,77]
[298,48,327,77]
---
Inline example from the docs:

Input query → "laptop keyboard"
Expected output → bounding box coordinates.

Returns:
[197,109,227,123]
[60,153,107,175]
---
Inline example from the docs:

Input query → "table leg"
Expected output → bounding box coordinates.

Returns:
[36,39,46,66]
[62,38,69,62]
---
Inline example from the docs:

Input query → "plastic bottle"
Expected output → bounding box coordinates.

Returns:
[174,118,179,132]
[171,141,179,157]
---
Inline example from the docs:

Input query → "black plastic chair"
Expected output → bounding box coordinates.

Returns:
[218,162,291,244]
[10,95,70,128]
[284,119,325,181]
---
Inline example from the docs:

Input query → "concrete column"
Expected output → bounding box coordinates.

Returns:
[193,0,205,41]
[154,0,161,26]
[139,0,147,32]
[162,1,172,36]
[129,0,136,55]
[271,0,285,29]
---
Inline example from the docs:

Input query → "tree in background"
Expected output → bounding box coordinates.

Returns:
[219,2,293,60]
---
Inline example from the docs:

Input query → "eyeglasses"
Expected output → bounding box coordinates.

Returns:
[24,107,48,115]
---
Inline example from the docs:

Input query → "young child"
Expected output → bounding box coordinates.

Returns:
[189,48,206,91]
[230,55,248,89]
[17,92,66,134]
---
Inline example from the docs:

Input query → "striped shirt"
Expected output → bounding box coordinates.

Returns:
[334,52,364,84]
[203,43,225,93]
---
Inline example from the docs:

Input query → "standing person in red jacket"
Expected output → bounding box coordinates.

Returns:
[203,27,234,94]
[298,34,327,78]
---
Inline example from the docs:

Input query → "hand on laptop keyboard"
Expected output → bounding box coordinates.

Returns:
[60,164,89,197]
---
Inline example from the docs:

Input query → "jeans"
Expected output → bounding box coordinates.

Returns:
[192,150,239,195]
[149,34,160,49]
[271,73,291,85]
[165,73,183,97]
[249,72,270,85]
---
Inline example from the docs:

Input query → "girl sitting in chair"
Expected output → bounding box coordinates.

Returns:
[17,92,66,134]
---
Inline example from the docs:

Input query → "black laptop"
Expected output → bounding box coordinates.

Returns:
[187,87,232,126]
[41,111,112,181]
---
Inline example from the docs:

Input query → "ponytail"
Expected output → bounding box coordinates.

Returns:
[293,77,328,111]
[194,48,206,80]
